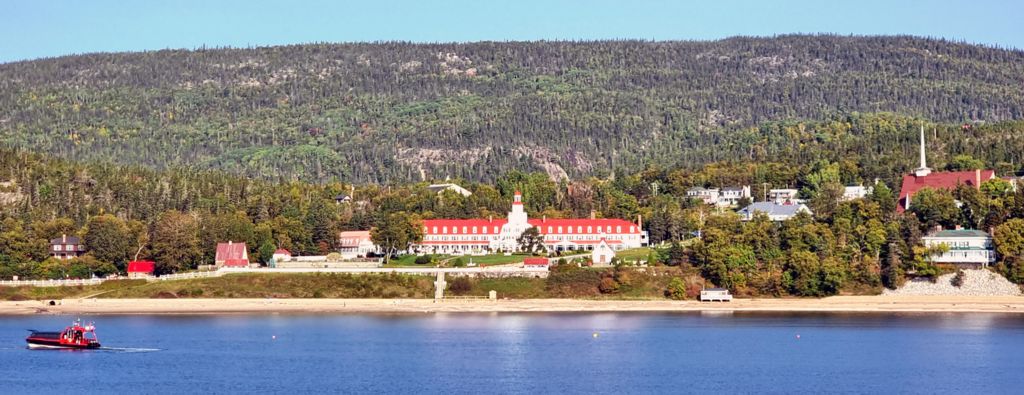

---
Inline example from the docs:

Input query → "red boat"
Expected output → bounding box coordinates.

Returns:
[26,319,101,350]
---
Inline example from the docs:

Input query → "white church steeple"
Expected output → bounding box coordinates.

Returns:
[913,124,932,177]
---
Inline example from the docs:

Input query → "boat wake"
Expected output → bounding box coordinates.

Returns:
[97,347,161,353]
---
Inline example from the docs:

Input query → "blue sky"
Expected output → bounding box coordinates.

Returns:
[1,0,1021,63]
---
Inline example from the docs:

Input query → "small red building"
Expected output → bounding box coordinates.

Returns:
[127,261,155,278]
[215,241,250,267]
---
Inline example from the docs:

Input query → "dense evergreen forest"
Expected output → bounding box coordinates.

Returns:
[2,36,1024,183]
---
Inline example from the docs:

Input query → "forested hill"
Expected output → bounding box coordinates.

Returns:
[2,35,1024,183]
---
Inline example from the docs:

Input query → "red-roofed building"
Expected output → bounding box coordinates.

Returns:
[215,241,250,267]
[272,249,292,263]
[127,261,155,278]
[416,191,648,254]
[897,126,997,212]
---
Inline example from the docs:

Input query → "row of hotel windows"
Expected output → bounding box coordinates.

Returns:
[53,245,81,252]
[425,225,637,235]
[423,235,641,242]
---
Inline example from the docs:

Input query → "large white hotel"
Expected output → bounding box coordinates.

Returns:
[416,191,648,254]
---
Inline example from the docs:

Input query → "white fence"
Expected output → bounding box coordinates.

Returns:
[0,264,548,288]
[218,266,549,278]
[0,278,106,287]
[149,271,224,282]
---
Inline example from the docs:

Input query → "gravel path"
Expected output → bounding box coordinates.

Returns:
[883,269,1022,296]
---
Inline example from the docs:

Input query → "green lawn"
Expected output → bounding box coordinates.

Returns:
[0,279,149,300]
[383,254,451,267]
[457,254,533,266]
[98,273,435,299]
[616,247,653,262]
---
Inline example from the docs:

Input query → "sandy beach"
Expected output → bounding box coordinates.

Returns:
[1,295,1023,315]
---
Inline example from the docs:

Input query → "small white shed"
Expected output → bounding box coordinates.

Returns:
[700,288,733,302]
[591,239,616,266]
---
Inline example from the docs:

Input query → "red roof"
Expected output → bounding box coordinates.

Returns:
[421,218,640,236]
[274,249,291,255]
[215,242,249,264]
[338,230,373,247]
[127,261,155,273]
[523,257,549,266]
[422,219,507,235]
[898,170,995,212]
[529,218,640,234]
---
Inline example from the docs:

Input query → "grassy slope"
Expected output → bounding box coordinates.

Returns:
[0,268,685,301]
[3,265,879,301]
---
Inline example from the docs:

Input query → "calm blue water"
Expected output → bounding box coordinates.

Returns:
[1,312,1022,394]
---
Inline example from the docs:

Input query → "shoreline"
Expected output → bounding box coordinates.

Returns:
[1,295,1023,315]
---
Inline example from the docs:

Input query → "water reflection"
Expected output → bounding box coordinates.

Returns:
[2,312,1022,393]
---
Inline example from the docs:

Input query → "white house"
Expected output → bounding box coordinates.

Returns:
[923,229,996,267]
[591,239,616,266]
[842,185,874,201]
[338,231,380,258]
[768,189,801,204]
[427,183,472,197]
[688,185,750,207]
[737,202,813,222]
[718,186,752,207]
[686,187,720,205]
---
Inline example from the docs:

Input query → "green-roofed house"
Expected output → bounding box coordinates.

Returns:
[922,228,996,268]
